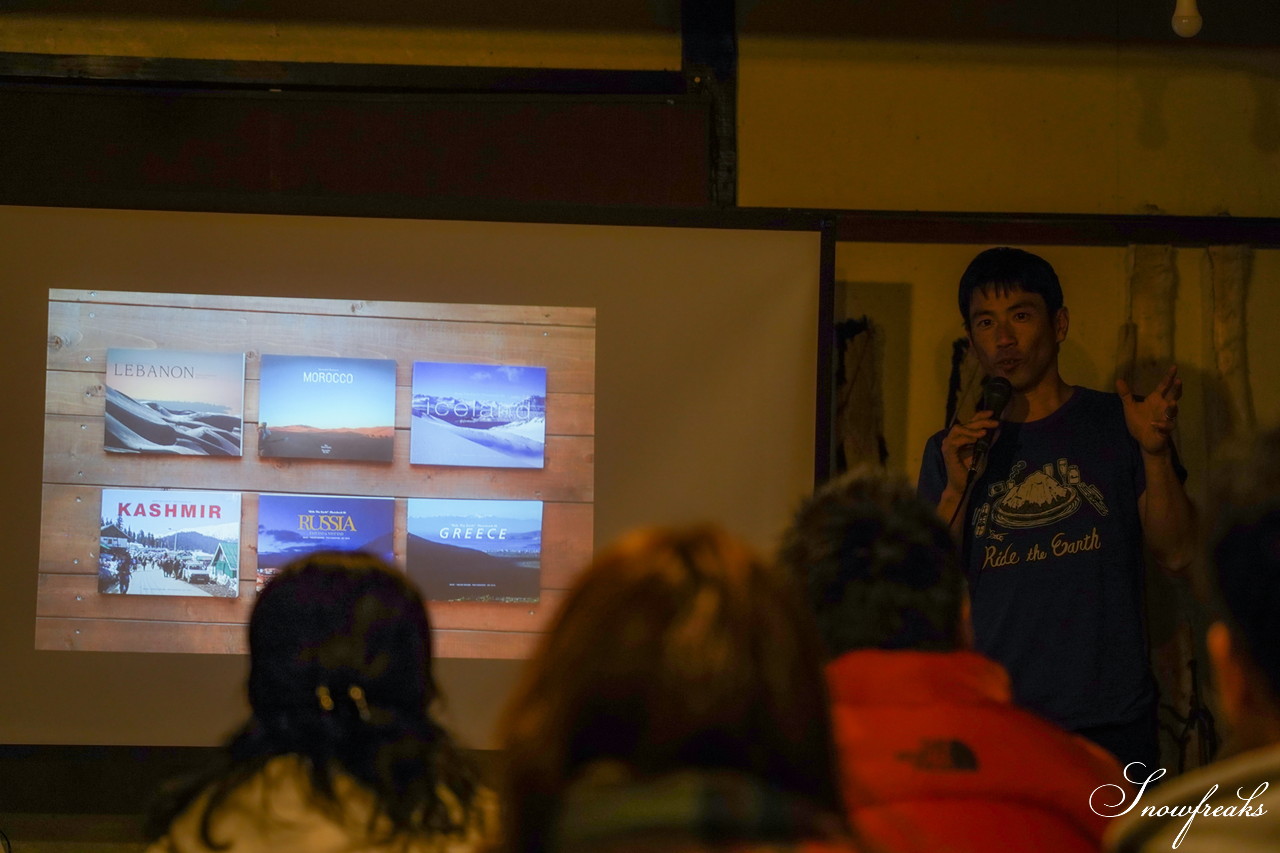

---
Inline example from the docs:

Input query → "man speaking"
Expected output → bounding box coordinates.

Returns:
[917,247,1195,773]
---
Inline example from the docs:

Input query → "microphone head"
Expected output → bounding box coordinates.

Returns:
[982,376,1014,419]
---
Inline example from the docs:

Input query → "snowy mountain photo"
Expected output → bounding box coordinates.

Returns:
[410,361,547,468]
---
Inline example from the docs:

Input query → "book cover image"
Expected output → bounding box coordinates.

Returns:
[99,488,242,597]
[258,355,396,462]
[410,361,547,468]
[406,498,543,602]
[256,493,396,590]
[104,348,245,456]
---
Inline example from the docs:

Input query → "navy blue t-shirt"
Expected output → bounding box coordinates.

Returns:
[918,387,1172,731]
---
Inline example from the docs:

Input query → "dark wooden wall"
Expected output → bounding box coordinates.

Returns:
[0,76,713,214]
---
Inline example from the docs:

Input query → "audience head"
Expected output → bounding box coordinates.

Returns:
[958,246,1064,327]
[148,550,478,847]
[1207,427,1280,747]
[247,549,436,743]
[777,468,967,656]
[497,524,841,853]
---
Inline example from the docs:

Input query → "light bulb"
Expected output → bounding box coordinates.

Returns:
[1172,0,1202,37]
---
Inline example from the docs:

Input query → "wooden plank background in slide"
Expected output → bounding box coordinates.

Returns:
[34,616,541,659]
[49,289,597,328]
[38,291,595,657]
[48,300,596,393]
[43,415,595,502]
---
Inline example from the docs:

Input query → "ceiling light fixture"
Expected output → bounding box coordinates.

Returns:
[1172,0,1203,37]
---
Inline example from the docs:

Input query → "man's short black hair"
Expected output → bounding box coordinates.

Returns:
[1209,427,1280,701]
[777,469,964,655]
[958,247,1064,326]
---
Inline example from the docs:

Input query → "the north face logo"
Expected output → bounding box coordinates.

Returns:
[896,739,979,772]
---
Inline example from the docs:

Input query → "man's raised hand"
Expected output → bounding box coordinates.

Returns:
[1116,365,1181,456]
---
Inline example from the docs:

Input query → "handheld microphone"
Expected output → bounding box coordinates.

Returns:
[970,376,1013,473]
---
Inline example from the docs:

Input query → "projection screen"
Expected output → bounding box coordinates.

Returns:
[1,204,823,749]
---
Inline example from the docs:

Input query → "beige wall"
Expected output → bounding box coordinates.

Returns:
[740,38,1279,218]
[0,9,680,70]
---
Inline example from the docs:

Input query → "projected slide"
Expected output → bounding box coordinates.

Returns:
[39,290,596,658]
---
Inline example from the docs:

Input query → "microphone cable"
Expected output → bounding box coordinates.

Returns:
[949,375,1013,600]
[946,376,1012,533]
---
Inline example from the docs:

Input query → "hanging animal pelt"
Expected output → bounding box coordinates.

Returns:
[1116,244,1176,392]
[1206,245,1255,444]
[946,337,984,430]
[835,316,888,471]
[1119,243,1220,772]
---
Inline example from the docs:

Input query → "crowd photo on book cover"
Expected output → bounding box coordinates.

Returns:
[99,488,242,597]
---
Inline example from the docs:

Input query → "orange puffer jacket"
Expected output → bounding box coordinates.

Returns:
[828,650,1125,853]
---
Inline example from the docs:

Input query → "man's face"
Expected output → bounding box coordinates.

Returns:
[966,285,1067,394]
